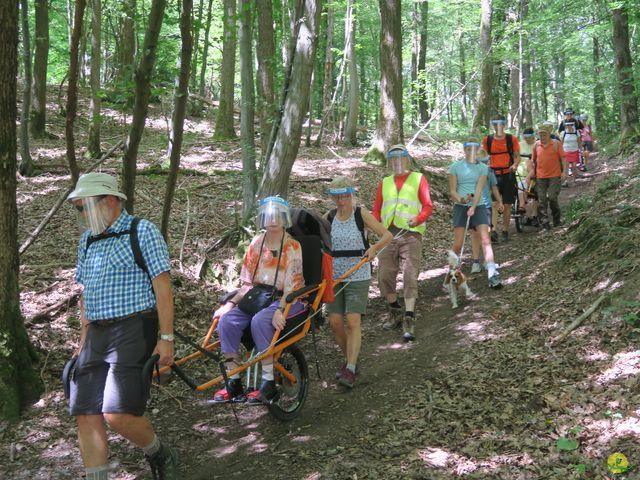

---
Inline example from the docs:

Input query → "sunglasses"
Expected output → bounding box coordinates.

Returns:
[74,196,107,213]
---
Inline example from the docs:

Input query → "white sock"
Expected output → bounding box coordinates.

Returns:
[486,262,497,278]
[142,435,161,457]
[262,363,274,381]
[86,464,109,480]
[346,363,357,373]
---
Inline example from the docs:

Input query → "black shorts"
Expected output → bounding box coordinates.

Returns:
[493,171,517,204]
[582,141,593,152]
[69,312,158,416]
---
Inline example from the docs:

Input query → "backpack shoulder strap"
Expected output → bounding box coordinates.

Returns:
[486,135,493,155]
[130,217,151,280]
[327,208,337,224]
[354,206,370,249]
[506,134,514,166]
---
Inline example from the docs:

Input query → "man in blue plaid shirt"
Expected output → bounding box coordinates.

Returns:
[67,173,177,480]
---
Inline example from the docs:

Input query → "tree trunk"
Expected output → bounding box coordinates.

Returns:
[30,0,49,138]
[410,1,418,128]
[65,0,86,184]
[418,0,429,124]
[239,0,256,218]
[117,0,136,89]
[344,0,359,146]
[258,0,322,198]
[473,0,493,129]
[213,0,237,140]
[189,0,203,94]
[256,0,276,158]
[457,8,467,126]
[313,2,334,147]
[612,6,639,150]
[121,0,167,213]
[196,0,214,113]
[161,0,192,239]
[88,0,101,158]
[510,64,519,130]
[593,35,605,133]
[0,0,43,420]
[368,0,403,160]
[519,0,532,128]
[18,0,34,176]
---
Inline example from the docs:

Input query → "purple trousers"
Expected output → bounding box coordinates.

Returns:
[218,300,306,355]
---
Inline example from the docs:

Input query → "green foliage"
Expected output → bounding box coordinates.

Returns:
[565,197,593,221]
[556,437,579,451]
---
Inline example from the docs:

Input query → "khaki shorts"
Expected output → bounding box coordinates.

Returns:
[326,279,371,315]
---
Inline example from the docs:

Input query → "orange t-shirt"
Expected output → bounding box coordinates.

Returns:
[533,140,565,179]
[482,135,521,169]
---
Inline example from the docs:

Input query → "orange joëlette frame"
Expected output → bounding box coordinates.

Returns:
[156,256,370,392]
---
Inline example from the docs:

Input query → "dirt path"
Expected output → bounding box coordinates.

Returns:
[168,166,601,479]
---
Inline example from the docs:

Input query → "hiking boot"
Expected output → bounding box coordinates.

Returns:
[488,273,503,289]
[335,363,357,379]
[553,219,564,228]
[531,217,540,228]
[337,366,356,388]
[247,379,279,405]
[471,262,482,274]
[147,444,178,480]
[501,231,509,242]
[382,304,403,330]
[212,378,245,403]
[402,316,416,342]
[490,231,498,243]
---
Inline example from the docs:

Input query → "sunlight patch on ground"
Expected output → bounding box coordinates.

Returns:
[418,446,534,475]
[579,347,610,362]
[558,243,578,258]
[375,341,415,352]
[456,320,498,342]
[292,435,313,443]
[209,432,262,458]
[502,275,519,286]
[595,350,640,385]
[419,266,447,281]
[593,278,624,293]
[303,473,322,480]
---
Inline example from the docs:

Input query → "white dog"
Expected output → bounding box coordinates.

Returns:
[443,250,475,309]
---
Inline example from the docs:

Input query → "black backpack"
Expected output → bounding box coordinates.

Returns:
[486,133,515,167]
[327,206,370,258]
[84,217,150,279]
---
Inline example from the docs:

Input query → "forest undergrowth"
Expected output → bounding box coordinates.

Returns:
[3,102,640,479]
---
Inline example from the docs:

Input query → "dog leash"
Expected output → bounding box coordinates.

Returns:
[457,212,472,268]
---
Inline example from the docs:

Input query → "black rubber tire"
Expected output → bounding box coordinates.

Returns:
[268,345,309,421]
[513,198,523,233]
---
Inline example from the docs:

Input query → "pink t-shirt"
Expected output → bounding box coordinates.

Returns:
[580,125,593,142]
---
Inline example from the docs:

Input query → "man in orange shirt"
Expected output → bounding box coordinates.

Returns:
[529,122,568,232]
[482,114,520,242]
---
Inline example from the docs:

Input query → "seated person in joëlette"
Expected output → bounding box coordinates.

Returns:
[212,196,305,405]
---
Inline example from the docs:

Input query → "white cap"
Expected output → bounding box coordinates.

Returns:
[68,173,127,201]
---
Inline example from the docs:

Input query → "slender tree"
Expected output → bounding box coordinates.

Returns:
[88,0,102,158]
[313,2,334,147]
[0,0,43,420]
[214,0,237,140]
[473,0,493,129]
[367,0,403,160]
[417,0,429,124]
[611,5,639,150]
[161,0,193,239]
[30,0,49,138]
[592,35,605,133]
[116,0,136,89]
[121,0,167,213]
[239,0,256,217]
[258,0,322,197]
[344,0,359,145]
[519,0,532,127]
[18,0,34,176]
[65,0,86,184]
[196,0,214,112]
[256,0,276,158]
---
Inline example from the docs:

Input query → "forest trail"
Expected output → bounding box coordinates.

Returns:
[6,144,639,480]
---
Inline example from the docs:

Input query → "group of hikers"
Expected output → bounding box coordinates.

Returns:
[63,111,594,479]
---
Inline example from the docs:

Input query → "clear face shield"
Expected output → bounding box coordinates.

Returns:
[328,186,357,206]
[464,142,481,163]
[73,195,111,235]
[491,119,506,136]
[386,149,410,175]
[257,197,292,230]
[523,133,536,144]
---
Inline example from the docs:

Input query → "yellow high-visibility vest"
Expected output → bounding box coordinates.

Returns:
[380,172,426,234]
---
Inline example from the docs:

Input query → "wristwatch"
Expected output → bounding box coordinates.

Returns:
[159,333,174,342]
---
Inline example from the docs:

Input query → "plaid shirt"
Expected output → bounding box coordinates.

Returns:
[76,211,170,321]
